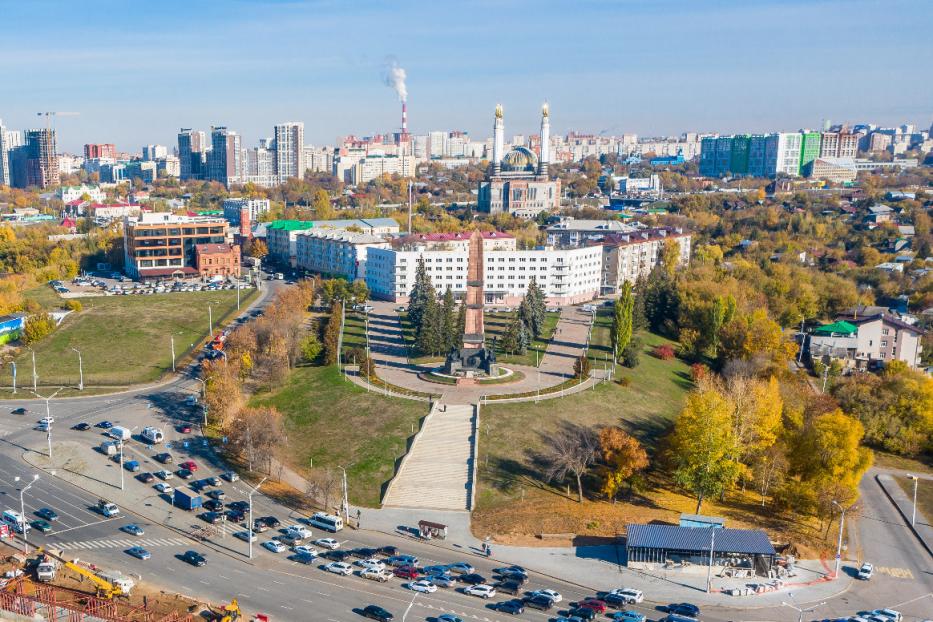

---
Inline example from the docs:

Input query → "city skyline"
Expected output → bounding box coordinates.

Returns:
[2,0,932,151]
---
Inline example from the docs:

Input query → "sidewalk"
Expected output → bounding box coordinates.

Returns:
[875,472,933,557]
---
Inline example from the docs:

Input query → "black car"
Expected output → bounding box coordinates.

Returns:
[258,515,280,527]
[228,500,249,512]
[203,499,224,512]
[206,489,226,500]
[199,511,223,524]
[378,545,399,556]
[522,595,554,611]
[226,509,246,522]
[154,452,173,464]
[136,472,155,484]
[11,407,28,415]
[176,468,193,479]
[604,594,637,609]
[35,508,58,521]
[71,422,91,431]
[667,603,700,618]
[322,550,351,562]
[494,579,522,595]
[361,605,393,622]
[181,550,206,567]
[496,567,528,582]
[495,601,525,615]
[458,573,486,585]
[569,607,597,621]
[351,547,379,558]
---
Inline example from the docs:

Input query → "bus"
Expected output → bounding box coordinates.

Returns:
[2,509,29,534]
[307,512,343,532]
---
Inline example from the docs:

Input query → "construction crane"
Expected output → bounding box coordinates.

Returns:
[36,111,79,132]
[62,561,126,599]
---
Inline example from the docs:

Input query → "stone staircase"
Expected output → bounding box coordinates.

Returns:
[383,402,476,511]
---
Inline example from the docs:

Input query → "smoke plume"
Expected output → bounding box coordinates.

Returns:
[383,60,408,102]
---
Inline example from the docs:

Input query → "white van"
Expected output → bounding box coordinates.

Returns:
[141,426,164,444]
[108,426,131,441]
[100,441,119,456]
[307,512,344,533]
[2,509,30,533]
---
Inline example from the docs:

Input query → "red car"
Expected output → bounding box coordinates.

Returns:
[579,599,607,614]
[393,565,420,579]
[178,424,192,434]
[180,460,198,472]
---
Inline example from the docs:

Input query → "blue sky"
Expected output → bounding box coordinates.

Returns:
[1,0,930,152]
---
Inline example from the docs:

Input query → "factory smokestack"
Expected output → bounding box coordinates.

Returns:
[402,101,408,134]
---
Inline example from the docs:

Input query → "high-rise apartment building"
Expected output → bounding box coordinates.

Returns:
[428,131,447,158]
[177,129,207,180]
[84,143,116,160]
[0,119,10,187]
[245,147,276,187]
[273,122,304,180]
[142,144,168,161]
[208,127,243,186]
[774,132,803,177]
[820,131,859,159]
[798,131,822,175]
[21,129,60,189]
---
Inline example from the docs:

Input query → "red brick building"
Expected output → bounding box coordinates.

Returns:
[195,243,241,278]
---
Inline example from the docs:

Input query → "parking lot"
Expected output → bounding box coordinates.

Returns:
[51,273,256,297]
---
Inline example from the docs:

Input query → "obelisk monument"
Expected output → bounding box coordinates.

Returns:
[444,230,496,375]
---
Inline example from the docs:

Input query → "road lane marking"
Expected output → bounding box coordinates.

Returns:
[876,566,915,579]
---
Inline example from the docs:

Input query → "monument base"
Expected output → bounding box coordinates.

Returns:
[444,344,497,376]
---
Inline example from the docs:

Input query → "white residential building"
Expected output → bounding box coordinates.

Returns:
[274,122,304,180]
[348,154,414,184]
[366,244,603,306]
[60,184,105,203]
[266,218,400,266]
[295,229,390,281]
[545,218,639,248]
[600,228,692,293]
[223,198,271,225]
[775,132,803,177]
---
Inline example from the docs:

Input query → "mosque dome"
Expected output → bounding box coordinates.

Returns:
[501,146,538,172]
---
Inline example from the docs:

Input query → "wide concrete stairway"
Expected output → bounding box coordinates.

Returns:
[383,402,476,511]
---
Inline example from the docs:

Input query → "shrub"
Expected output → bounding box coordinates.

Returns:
[621,336,642,368]
[616,376,631,387]
[65,299,83,312]
[573,354,591,379]
[690,362,709,383]
[299,333,322,363]
[653,344,675,360]
[22,313,56,344]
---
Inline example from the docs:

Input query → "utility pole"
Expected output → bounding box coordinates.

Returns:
[782,599,826,622]
[907,474,919,527]
[71,348,83,391]
[706,527,716,593]
[831,500,847,578]
[245,477,267,560]
[10,362,15,395]
[338,466,350,524]
[797,319,806,364]
[30,348,37,391]
[32,388,62,459]
[208,305,213,336]
[170,336,176,373]
[14,475,39,554]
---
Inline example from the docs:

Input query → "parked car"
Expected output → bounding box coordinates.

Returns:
[608,589,644,604]
[324,562,353,576]
[96,421,113,429]
[226,509,246,522]
[176,468,193,479]
[579,598,607,614]
[203,499,224,512]
[569,607,597,621]
[263,540,287,553]
[458,573,487,585]
[315,538,340,550]
[522,594,554,611]
[154,483,174,495]
[408,580,437,594]
[378,545,399,556]
[361,568,393,583]
[530,589,562,603]
[71,422,91,431]
[431,573,457,588]
[494,600,525,615]
[155,470,174,480]
[351,546,379,559]
[358,559,386,572]
[393,566,420,579]
[609,612,646,622]
[221,471,239,482]
[154,452,173,464]
[858,563,874,580]
[124,461,140,472]
[446,562,474,574]
[35,508,58,522]
[206,489,225,500]
[463,584,496,599]
[136,472,155,484]
[322,550,351,562]
[233,531,257,543]
[666,603,700,618]
[199,511,222,524]
[292,545,317,558]
[495,579,523,595]
[387,554,418,567]
[179,460,198,471]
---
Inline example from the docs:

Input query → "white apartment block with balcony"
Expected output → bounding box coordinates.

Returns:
[294,229,389,281]
[366,245,602,306]
[601,228,692,293]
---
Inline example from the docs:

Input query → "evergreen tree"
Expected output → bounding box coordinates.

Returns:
[501,317,523,354]
[611,282,635,360]
[407,257,432,328]
[455,302,466,349]
[517,297,533,333]
[516,319,530,355]
[643,267,679,336]
[416,295,444,356]
[527,278,546,337]
[441,287,457,352]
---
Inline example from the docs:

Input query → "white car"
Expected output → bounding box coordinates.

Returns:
[361,568,392,583]
[154,483,174,494]
[532,589,563,603]
[263,540,287,553]
[857,562,874,580]
[463,584,496,599]
[293,545,318,558]
[156,470,174,480]
[409,580,437,593]
[432,574,456,588]
[315,538,339,550]
[358,558,386,572]
[324,562,353,576]
[609,588,644,603]
[39,416,54,425]
[233,531,257,543]
[286,525,313,539]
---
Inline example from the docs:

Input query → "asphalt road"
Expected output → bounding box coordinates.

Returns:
[0,281,929,621]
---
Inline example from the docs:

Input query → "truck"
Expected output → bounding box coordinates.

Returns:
[141,426,164,444]
[95,569,135,595]
[108,426,131,441]
[96,499,120,518]
[36,555,58,582]
[100,440,118,456]
[173,487,203,511]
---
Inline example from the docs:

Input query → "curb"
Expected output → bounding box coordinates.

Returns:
[874,473,933,558]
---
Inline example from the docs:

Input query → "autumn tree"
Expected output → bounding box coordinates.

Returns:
[248,238,269,259]
[669,388,741,513]
[323,302,343,365]
[203,359,245,429]
[598,427,648,502]
[541,424,599,503]
[226,406,286,474]
[611,282,634,360]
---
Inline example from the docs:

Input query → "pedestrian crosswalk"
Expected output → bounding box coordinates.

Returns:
[54,537,189,550]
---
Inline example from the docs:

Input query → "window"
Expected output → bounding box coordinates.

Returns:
[881,340,887,347]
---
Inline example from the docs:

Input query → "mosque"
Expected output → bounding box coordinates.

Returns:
[477,104,561,218]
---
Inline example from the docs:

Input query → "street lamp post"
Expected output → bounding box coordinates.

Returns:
[208,305,213,336]
[29,348,37,391]
[71,348,83,391]
[245,477,267,560]
[13,474,39,554]
[337,466,350,524]
[194,378,207,426]
[32,388,62,459]
[782,599,826,622]
[170,336,176,373]
[831,500,848,578]
[907,474,919,527]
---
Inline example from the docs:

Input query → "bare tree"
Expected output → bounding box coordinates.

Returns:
[540,424,599,503]
[305,468,342,513]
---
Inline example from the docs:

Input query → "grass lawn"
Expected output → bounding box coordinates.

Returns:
[341,312,368,359]
[587,307,615,365]
[249,365,430,507]
[895,476,933,526]
[6,289,257,389]
[485,311,559,367]
[873,451,933,475]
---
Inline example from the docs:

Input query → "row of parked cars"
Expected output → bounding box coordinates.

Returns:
[816,609,904,622]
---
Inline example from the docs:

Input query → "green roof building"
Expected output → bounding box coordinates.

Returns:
[799,132,822,176]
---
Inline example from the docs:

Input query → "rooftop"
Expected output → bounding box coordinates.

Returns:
[397,231,514,244]
[547,218,639,233]
[812,320,858,336]
[626,524,776,556]
[196,243,236,255]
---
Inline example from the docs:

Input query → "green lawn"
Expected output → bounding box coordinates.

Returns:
[341,312,368,359]
[476,331,692,511]
[485,311,559,367]
[6,289,257,390]
[587,307,615,365]
[895,476,933,526]
[249,365,430,507]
